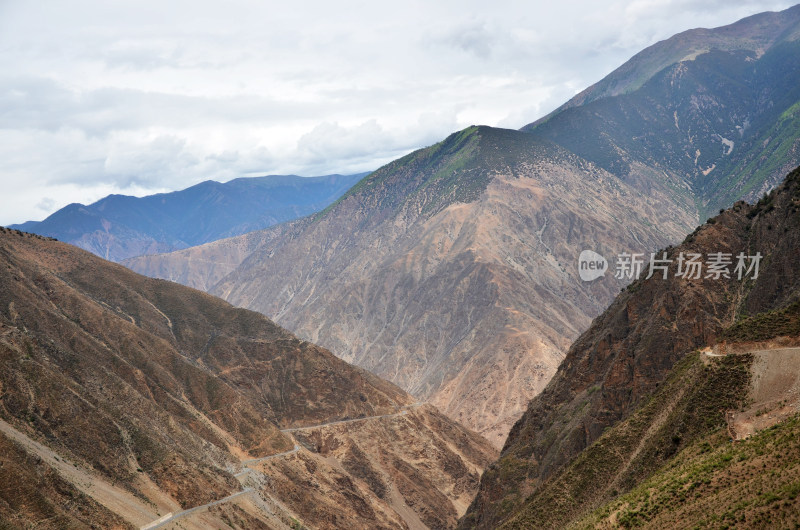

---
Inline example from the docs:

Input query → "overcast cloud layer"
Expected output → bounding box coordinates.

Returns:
[0,0,796,225]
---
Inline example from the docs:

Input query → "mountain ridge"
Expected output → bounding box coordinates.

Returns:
[530,4,800,124]
[11,172,364,262]
[206,124,695,446]
[525,20,800,217]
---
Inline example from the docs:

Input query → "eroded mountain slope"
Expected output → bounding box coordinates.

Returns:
[462,166,800,527]
[526,5,800,216]
[0,228,496,529]
[123,222,300,299]
[210,127,695,446]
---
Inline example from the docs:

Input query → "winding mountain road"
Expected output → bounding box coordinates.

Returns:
[280,402,422,433]
[139,488,254,530]
[241,444,301,466]
[138,402,423,529]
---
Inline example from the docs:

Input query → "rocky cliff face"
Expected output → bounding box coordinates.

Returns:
[0,229,496,529]
[461,166,800,528]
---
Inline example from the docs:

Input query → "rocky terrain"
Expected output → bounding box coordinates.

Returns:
[0,228,496,529]
[125,6,800,447]
[208,127,693,447]
[11,173,363,262]
[461,165,800,528]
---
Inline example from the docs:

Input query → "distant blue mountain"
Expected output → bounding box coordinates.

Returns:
[10,173,366,262]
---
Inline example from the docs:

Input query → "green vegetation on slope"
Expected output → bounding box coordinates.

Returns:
[579,413,800,529]
[523,36,800,222]
[722,299,800,343]
[313,125,482,220]
[710,112,800,217]
[312,125,564,224]
[477,353,752,529]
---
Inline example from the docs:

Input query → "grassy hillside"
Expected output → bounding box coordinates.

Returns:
[464,352,752,529]
[722,299,800,343]
[579,411,800,529]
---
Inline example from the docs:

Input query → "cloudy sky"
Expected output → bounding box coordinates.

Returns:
[0,0,796,225]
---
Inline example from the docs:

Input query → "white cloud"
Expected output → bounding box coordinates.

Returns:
[432,19,497,59]
[297,120,394,164]
[0,0,796,225]
[35,198,55,212]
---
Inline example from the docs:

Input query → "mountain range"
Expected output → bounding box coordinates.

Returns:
[10,173,364,262]
[4,169,799,528]
[5,5,800,529]
[126,5,800,448]
[526,4,800,217]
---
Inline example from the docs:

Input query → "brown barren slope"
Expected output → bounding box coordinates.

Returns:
[123,222,297,292]
[0,228,496,529]
[208,127,695,447]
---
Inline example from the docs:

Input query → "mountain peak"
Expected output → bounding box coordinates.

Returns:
[527,3,800,129]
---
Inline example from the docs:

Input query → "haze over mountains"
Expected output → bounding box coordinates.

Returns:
[10,173,364,262]
[127,5,800,447]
